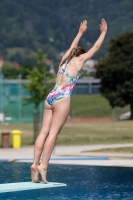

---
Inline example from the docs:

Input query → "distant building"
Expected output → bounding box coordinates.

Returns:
[12,62,20,68]
[45,59,56,76]
[73,77,100,95]
[0,56,4,69]
[49,65,56,75]
[82,59,98,74]
[60,50,67,57]
[45,59,53,66]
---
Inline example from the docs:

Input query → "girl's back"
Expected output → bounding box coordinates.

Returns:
[56,56,84,87]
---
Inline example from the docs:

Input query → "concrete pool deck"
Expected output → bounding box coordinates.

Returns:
[0,143,133,167]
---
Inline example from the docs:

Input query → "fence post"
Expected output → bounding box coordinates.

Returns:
[33,111,40,143]
[0,73,3,113]
[72,110,75,142]
[33,112,36,143]
[18,74,22,122]
[112,108,116,138]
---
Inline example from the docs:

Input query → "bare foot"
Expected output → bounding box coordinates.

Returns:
[37,165,48,184]
[30,164,40,183]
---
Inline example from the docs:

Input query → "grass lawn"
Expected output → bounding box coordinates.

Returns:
[70,95,130,118]
[1,95,132,147]
[0,120,133,147]
[57,120,133,145]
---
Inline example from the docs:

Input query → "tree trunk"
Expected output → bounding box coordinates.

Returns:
[33,110,41,143]
[130,103,133,120]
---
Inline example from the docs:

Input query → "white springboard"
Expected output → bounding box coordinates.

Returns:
[0,182,66,193]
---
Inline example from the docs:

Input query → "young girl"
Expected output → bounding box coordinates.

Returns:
[30,19,107,183]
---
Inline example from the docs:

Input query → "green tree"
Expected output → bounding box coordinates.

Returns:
[2,65,20,79]
[23,49,54,141]
[95,32,133,119]
[1,0,133,66]
[23,49,54,111]
[20,64,34,79]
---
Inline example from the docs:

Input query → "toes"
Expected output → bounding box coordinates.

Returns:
[32,179,40,183]
[37,166,48,183]
[43,180,49,184]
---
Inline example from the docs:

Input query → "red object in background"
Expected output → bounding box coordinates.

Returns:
[1,131,10,148]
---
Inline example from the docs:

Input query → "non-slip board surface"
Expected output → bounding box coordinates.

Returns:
[0,182,66,193]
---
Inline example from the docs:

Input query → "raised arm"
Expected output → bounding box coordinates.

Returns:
[62,20,87,60]
[80,19,107,62]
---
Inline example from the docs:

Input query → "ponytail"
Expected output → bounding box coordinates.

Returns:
[60,46,86,66]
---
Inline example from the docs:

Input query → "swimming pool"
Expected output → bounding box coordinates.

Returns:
[0,163,133,200]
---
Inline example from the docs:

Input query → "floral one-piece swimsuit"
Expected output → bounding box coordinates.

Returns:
[46,61,82,106]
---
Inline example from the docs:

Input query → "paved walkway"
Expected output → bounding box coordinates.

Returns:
[0,143,133,167]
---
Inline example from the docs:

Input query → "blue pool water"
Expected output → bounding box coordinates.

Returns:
[0,163,133,200]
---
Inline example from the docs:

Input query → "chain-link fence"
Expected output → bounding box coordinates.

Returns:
[0,75,44,123]
[0,76,101,123]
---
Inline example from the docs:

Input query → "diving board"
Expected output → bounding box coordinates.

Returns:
[0,182,66,193]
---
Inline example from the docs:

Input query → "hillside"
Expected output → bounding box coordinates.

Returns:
[0,0,133,69]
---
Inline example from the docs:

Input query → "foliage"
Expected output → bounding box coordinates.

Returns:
[95,32,133,119]
[20,64,34,79]
[23,49,54,110]
[2,65,20,79]
[0,0,133,69]
[2,64,34,79]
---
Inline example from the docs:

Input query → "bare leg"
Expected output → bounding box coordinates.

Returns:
[30,101,53,182]
[37,97,70,183]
